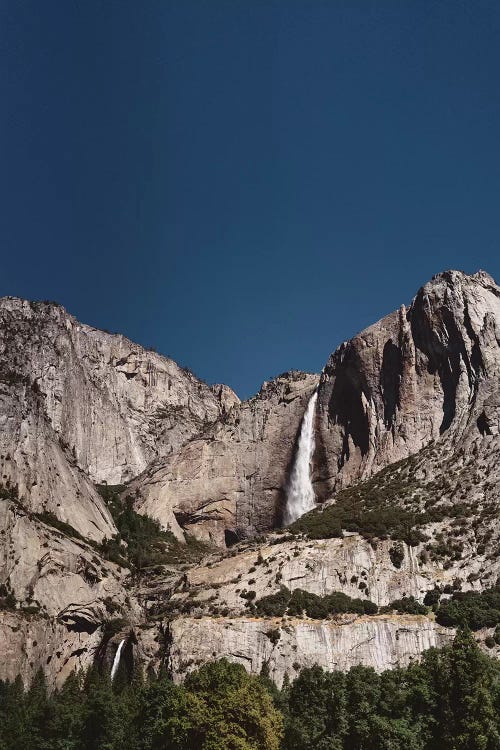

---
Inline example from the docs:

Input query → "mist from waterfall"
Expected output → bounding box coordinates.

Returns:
[283,391,318,525]
[111,639,126,681]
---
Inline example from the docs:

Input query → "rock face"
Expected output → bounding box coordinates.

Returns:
[0,497,133,688]
[178,536,454,611]
[165,615,454,687]
[1,270,500,690]
[315,270,500,496]
[0,376,115,542]
[130,372,319,545]
[0,499,127,620]
[0,297,238,539]
[0,610,103,689]
[131,270,500,547]
[0,297,238,487]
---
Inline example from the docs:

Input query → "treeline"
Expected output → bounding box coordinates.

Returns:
[0,630,499,750]
[252,584,500,634]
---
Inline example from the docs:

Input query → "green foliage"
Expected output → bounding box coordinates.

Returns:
[423,588,441,608]
[287,456,463,547]
[288,462,430,546]
[389,543,405,568]
[0,583,17,610]
[435,585,500,630]
[266,628,281,645]
[0,633,498,750]
[282,629,500,750]
[95,484,127,511]
[255,586,291,617]
[35,511,86,542]
[95,486,213,571]
[181,660,284,749]
[285,666,347,750]
[0,485,19,502]
[380,596,428,615]
[255,587,378,619]
[103,618,129,638]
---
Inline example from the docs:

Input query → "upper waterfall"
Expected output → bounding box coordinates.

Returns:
[283,391,318,525]
[111,639,126,681]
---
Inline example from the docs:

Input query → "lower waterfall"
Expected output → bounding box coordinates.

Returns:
[110,639,126,681]
[283,391,318,525]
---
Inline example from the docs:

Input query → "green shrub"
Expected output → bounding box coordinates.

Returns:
[389,543,405,568]
[21,605,41,615]
[423,588,441,607]
[288,459,430,546]
[0,485,19,502]
[255,587,378,620]
[266,628,281,645]
[95,487,213,570]
[380,596,427,615]
[255,587,291,617]
[435,586,500,630]
[286,452,476,549]
[0,584,16,610]
[35,511,85,542]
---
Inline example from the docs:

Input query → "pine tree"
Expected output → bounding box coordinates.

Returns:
[285,665,347,750]
[1,676,29,750]
[344,665,381,750]
[24,669,50,750]
[43,672,85,750]
[133,674,198,750]
[80,667,121,750]
[447,628,500,750]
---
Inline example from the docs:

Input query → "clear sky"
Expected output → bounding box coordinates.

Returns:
[1,1,500,398]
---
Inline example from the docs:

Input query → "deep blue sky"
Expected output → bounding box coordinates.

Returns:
[1,1,500,398]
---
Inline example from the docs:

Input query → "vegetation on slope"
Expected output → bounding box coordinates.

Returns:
[0,631,498,750]
[95,485,213,571]
[287,450,481,555]
[251,583,500,629]
[0,482,212,577]
[254,587,378,618]
[435,586,500,630]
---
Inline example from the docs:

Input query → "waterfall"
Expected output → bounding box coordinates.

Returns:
[110,639,125,681]
[283,391,318,525]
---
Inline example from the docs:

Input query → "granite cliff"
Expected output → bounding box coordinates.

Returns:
[315,269,500,496]
[0,270,499,689]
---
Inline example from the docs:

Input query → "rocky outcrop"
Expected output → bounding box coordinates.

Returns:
[174,536,456,612]
[0,378,115,541]
[0,610,103,689]
[0,499,128,619]
[151,520,498,625]
[131,270,500,548]
[130,372,319,545]
[0,297,238,487]
[1,270,499,690]
[315,270,500,496]
[0,497,134,689]
[163,615,454,687]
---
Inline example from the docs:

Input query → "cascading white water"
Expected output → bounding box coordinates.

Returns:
[283,391,318,525]
[110,639,126,681]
